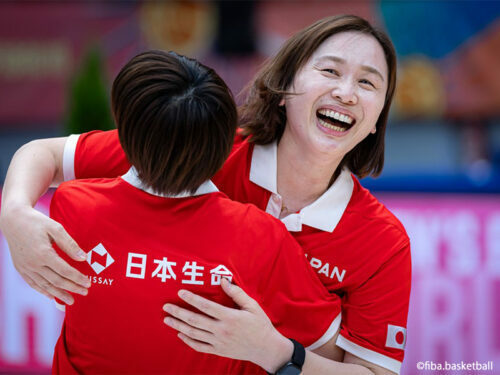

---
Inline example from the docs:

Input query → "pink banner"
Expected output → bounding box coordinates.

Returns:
[378,194,500,375]
[0,192,499,374]
[0,192,62,374]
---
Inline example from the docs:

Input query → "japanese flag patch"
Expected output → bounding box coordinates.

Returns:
[385,324,407,350]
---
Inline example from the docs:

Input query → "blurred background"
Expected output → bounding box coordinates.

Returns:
[0,1,499,374]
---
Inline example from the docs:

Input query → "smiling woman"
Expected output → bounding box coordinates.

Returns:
[0,14,409,375]
[312,49,387,134]
[160,16,408,375]
[278,31,388,205]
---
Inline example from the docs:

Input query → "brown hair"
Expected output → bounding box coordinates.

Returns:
[112,50,237,195]
[239,15,397,179]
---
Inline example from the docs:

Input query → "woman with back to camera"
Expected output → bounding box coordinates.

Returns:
[0,15,410,375]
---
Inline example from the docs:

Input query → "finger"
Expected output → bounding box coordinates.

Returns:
[177,333,214,354]
[38,266,88,296]
[177,289,231,320]
[46,254,91,288]
[221,278,258,311]
[23,274,53,299]
[163,303,217,331]
[164,317,214,343]
[31,272,75,305]
[48,222,87,262]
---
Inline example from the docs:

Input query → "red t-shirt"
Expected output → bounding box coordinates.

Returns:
[50,168,341,375]
[63,130,411,374]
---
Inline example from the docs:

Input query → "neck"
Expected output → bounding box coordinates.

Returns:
[276,130,343,216]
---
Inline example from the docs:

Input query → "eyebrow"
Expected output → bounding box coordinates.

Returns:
[317,55,385,82]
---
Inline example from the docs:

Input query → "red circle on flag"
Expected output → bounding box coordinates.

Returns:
[395,331,405,345]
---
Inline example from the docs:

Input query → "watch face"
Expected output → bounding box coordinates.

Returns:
[276,363,301,375]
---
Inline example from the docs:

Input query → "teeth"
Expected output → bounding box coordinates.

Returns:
[318,109,353,125]
[318,118,347,132]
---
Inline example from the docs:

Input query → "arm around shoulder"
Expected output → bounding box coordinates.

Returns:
[1,136,67,210]
[0,136,90,304]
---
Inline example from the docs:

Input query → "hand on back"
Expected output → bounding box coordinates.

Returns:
[0,205,90,304]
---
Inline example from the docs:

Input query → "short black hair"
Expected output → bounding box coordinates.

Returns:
[111,50,237,195]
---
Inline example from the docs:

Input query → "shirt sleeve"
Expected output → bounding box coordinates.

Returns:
[337,240,411,374]
[247,229,342,349]
[62,129,131,181]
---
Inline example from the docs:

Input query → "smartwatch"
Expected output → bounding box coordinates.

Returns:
[271,338,305,375]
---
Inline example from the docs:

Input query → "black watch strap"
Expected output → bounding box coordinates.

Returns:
[289,339,305,368]
[269,338,305,375]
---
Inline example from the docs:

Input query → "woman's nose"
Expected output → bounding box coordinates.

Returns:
[331,79,358,105]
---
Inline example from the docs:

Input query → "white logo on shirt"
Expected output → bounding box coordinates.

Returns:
[385,324,407,350]
[152,257,177,282]
[86,243,115,275]
[126,253,147,279]
[125,252,233,286]
[210,265,233,285]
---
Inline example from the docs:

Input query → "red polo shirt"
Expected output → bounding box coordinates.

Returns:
[51,167,341,375]
[63,129,411,374]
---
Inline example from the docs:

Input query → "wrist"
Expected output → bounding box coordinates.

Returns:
[0,202,32,232]
[259,332,294,374]
[0,201,33,217]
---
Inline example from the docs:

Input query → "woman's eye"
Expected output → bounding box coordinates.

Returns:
[322,69,339,75]
[359,79,375,88]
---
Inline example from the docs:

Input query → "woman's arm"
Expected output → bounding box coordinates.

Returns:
[163,279,393,375]
[0,138,90,304]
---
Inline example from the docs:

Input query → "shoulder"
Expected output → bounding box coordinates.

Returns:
[347,176,409,249]
[52,178,121,215]
[208,193,289,242]
[229,134,253,161]
[50,178,124,252]
[74,129,121,158]
[227,132,251,157]
[55,177,118,196]
[209,193,282,227]
[212,138,254,194]
[77,129,119,146]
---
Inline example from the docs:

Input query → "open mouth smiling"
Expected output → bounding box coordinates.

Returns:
[316,109,356,132]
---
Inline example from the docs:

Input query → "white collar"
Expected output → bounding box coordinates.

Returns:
[249,142,354,233]
[122,167,219,198]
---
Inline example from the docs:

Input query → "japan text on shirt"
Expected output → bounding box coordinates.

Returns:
[304,254,346,283]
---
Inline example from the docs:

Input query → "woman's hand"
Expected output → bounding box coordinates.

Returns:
[163,278,293,373]
[0,205,91,304]
[0,137,91,304]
